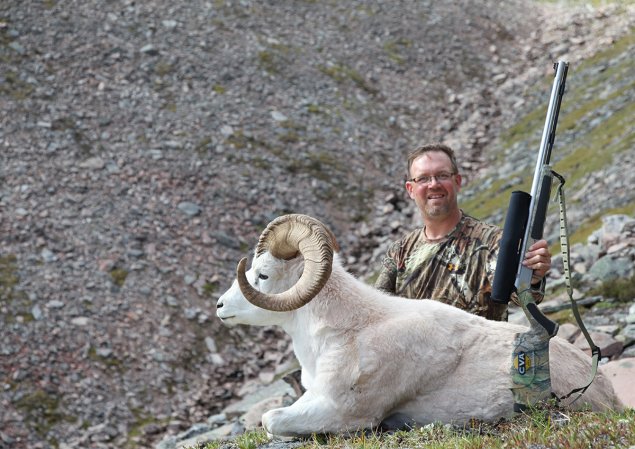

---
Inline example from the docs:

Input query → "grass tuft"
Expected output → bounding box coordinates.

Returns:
[187,406,635,449]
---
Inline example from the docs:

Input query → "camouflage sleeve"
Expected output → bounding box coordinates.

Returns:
[374,241,400,295]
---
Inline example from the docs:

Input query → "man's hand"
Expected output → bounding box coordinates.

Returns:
[523,239,551,284]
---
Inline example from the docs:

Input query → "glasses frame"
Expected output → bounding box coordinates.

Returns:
[408,172,457,185]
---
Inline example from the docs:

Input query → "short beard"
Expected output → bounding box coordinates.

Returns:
[425,203,449,218]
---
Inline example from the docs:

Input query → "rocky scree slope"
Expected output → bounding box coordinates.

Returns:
[0,1,634,448]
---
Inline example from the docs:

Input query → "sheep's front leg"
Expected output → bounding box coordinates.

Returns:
[262,390,377,437]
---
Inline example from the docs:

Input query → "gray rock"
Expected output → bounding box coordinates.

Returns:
[8,41,26,55]
[46,300,65,309]
[214,232,242,250]
[588,256,634,281]
[140,44,159,55]
[557,323,580,343]
[601,214,635,236]
[41,248,57,263]
[177,202,202,216]
[205,336,217,353]
[574,331,624,358]
[224,379,295,418]
[78,157,105,170]
[162,20,178,29]
[31,304,43,321]
[271,111,288,122]
[618,324,635,347]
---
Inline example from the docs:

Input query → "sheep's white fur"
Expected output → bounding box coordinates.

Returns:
[216,251,622,437]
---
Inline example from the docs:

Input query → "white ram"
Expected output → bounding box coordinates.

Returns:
[216,214,622,437]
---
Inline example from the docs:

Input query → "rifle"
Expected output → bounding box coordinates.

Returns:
[492,62,601,410]
[491,60,568,338]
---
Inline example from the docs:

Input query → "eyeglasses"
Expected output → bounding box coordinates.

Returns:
[408,172,456,185]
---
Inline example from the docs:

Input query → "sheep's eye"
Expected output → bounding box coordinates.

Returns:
[258,273,269,280]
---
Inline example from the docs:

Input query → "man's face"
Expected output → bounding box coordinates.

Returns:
[405,151,462,220]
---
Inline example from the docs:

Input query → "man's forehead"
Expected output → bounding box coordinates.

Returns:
[412,151,453,169]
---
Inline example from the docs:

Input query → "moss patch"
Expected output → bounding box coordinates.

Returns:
[383,37,413,65]
[318,63,379,95]
[110,267,129,287]
[14,389,75,444]
[257,42,295,75]
[0,254,19,294]
[0,69,35,100]
[0,254,33,323]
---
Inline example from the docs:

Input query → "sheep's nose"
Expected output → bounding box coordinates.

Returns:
[216,299,224,309]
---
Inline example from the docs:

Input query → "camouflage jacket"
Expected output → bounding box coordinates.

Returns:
[374,212,543,321]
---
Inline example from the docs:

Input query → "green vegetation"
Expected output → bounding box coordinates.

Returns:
[86,345,126,372]
[233,430,270,449]
[1,17,35,99]
[0,253,34,323]
[195,136,213,154]
[538,0,634,9]
[564,203,635,248]
[383,37,413,65]
[188,406,635,449]
[590,273,635,302]
[318,63,378,95]
[161,101,178,113]
[110,267,129,287]
[14,389,75,447]
[1,70,35,100]
[224,129,258,150]
[0,254,19,296]
[257,42,295,75]
[50,116,93,153]
[276,119,307,144]
[202,281,219,298]
[154,60,174,77]
[306,103,323,114]
[126,408,171,449]
[462,28,635,245]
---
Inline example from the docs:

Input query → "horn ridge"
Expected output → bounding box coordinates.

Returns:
[238,214,335,312]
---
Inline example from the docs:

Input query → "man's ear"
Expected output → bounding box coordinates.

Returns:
[454,173,462,190]
[405,180,415,199]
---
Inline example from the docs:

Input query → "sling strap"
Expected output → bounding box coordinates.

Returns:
[552,171,601,404]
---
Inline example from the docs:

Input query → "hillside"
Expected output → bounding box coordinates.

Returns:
[1,1,634,448]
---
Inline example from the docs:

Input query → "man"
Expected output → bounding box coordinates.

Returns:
[375,143,551,321]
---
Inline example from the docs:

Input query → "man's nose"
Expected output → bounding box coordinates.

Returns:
[428,176,442,186]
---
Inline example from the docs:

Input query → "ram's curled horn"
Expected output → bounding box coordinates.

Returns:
[237,214,337,312]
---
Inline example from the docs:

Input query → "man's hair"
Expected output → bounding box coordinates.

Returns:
[406,143,459,178]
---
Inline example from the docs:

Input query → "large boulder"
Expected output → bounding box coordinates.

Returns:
[601,358,635,408]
